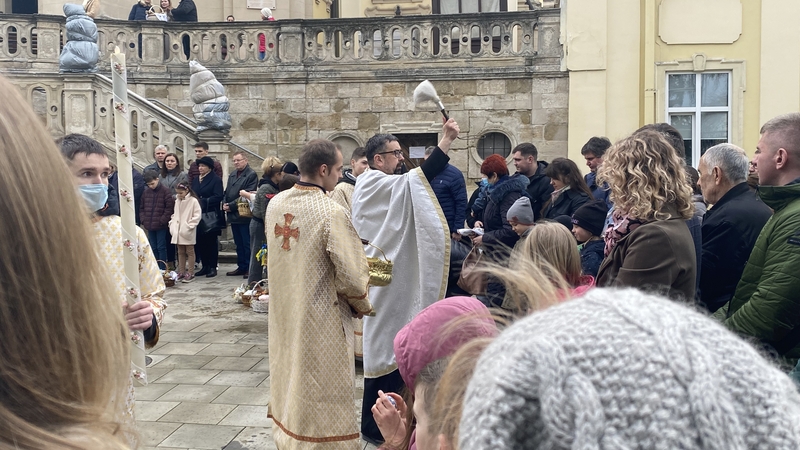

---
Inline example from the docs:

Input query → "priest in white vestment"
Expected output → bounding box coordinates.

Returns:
[351,119,459,445]
[266,139,374,449]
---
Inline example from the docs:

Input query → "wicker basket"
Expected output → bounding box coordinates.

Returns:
[237,198,253,218]
[158,261,175,287]
[243,279,268,308]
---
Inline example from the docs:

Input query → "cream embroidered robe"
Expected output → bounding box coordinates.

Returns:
[329,181,364,360]
[93,215,167,442]
[266,184,372,449]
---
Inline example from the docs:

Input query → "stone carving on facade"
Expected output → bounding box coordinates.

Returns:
[59,4,99,73]
[315,0,334,13]
[189,61,232,133]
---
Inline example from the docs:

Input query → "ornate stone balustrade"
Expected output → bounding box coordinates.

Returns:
[10,72,215,169]
[0,10,560,76]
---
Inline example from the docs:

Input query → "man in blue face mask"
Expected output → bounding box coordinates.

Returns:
[57,134,167,429]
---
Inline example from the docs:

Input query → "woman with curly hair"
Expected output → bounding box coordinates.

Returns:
[596,130,697,300]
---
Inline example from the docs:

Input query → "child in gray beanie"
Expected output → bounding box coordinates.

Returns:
[459,288,800,449]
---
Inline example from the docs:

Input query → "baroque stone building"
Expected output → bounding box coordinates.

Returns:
[0,7,566,179]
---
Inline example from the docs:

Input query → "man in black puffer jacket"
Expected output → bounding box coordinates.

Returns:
[128,0,152,20]
[425,146,468,237]
[511,143,553,221]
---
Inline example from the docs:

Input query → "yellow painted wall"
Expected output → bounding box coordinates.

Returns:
[653,0,761,155]
[564,0,791,164]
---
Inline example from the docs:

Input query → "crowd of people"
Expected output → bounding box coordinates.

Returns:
[4,60,800,450]
[264,113,800,450]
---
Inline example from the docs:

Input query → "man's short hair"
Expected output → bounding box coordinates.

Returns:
[512,142,538,160]
[581,136,612,157]
[298,139,339,176]
[365,134,399,164]
[760,112,800,155]
[56,133,107,162]
[350,146,366,162]
[703,143,749,185]
[635,123,686,158]
[194,141,209,151]
[143,169,160,183]
[233,150,247,160]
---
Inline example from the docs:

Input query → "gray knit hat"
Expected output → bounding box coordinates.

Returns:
[506,196,535,225]
[459,288,800,449]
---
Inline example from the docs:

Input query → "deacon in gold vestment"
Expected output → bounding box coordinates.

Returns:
[266,139,373,449]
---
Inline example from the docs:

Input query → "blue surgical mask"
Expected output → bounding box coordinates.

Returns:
[79,184,109,212]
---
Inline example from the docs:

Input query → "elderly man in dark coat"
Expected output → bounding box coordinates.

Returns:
[698,143,772,313]
[222,151,258,277]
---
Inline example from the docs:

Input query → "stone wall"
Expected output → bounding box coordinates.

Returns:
[135,76,568,178]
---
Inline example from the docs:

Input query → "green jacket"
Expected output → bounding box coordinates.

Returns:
[725,179,800,362]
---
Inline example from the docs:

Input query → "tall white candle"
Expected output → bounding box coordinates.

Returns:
[111,47,149,386]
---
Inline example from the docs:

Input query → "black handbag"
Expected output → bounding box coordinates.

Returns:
[198,200,225,234]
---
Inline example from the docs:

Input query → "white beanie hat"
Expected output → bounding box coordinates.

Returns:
[459,288,800,449]
[261,7,272,17]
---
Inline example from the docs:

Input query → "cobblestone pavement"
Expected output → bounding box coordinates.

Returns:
[136,263,371,450]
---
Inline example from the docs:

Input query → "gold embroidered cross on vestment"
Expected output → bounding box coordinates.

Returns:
[275,213,299,250]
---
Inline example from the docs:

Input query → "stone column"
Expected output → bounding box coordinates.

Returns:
[277,24,304,64]
[140,22,166,69]
[198,130,232,187]
[31,16,62,72]
[62,76,96,136]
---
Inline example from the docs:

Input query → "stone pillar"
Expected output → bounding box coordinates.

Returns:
[62,76,96,136]
[140,22,166,69]
[31,16,62,72]
[198,130,231,187]
[277,24,304,64]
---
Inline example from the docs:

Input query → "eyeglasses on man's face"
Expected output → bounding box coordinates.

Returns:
[377,150,403,158]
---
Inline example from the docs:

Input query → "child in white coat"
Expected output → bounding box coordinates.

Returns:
[170,183,202,282]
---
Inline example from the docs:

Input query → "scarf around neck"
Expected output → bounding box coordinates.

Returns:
[603,209,645,257]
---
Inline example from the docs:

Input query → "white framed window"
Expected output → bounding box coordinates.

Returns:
[666,72,731,167]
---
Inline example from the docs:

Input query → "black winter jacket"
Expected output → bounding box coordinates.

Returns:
[171,0,197,21]
[140,183,175,231]
[543,188,591,220]
[525,161,554,221]
[480,175,530,254]
[128,1,151,20]
[580,239,605,278]
[224,165,259,225]
[192,172,224,235]
[430,163,468,234]
[700,183,772,312]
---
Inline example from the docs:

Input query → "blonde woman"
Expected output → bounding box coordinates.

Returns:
[596,131,696,300]
[241,156,283,284]
[502,221,592,311]
[0,75,130,449]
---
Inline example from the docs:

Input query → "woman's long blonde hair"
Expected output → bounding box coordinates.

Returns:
[514,221,583,287]
[0,76,130,449]
[598,131,694,220]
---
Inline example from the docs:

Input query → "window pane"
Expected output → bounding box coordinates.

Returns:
[440,0,459,14]
[670,114,693,164]
[701,111,728,156]
[477,132,511,159]
[462,0,480,13]
[668,74,696,108]
[701,112,727,140]
[701,73,728,107]
[481,0,500,12]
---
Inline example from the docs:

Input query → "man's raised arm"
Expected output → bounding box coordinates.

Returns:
[421,118,460,182]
